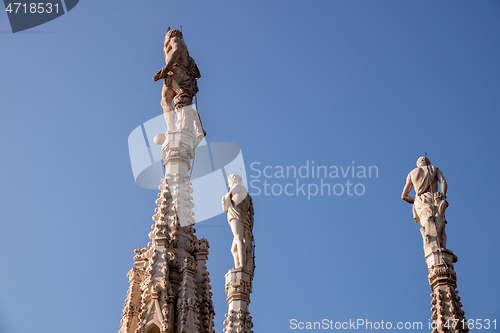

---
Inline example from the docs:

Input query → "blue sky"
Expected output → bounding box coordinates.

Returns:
[1,1,499,332]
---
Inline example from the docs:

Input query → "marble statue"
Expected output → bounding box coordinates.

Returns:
[153,28,205,138]
[402,156,448,252]
[401,158,469,332]
[222,174,254,272]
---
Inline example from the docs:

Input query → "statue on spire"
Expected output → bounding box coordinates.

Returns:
[401,156,448,254]
[222,174,255,333]
[222,174,255,272]
[153,27,205,139]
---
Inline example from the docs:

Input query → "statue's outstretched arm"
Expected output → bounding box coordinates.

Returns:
[401,173,414,204]
[153,66,168,81]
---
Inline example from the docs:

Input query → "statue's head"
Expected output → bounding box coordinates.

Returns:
[227,174,242,189]
[416,156,431,167]
[165,28,183,44]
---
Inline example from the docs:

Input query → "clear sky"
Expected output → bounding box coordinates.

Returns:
[1,1,499,332]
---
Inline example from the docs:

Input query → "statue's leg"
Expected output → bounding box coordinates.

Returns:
[244,235,253,271]
[435,218,447,249]
[231,240,239,268]
[230,219,245,268]
[420,215,436,255]
[442,226,447,249]
[161,84,176,131]
[435,200,448,249]
[196,112,207,138]
[193,110,206,144]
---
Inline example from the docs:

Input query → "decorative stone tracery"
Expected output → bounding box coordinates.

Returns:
[119,177,214,333]
[426,250,468,333]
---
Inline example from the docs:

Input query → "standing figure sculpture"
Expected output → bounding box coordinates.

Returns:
[153,28,205,138]
[222,174,254,272]
[401,156,448,254]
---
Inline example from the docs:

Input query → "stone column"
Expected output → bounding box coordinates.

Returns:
[118,262,145,333]
[155,105,200,228]
[223,268,254,333]
[195,239,215,333]
[426,249,468,333]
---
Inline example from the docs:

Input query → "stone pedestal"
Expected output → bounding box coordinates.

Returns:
[162,129,194,174]
[154,105,202,228]
[223,268,254,333]
[162,129,195,227]
[425,249,468,333]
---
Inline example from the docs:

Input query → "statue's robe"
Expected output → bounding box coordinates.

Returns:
[411,166,447,225]
[223,193,254,271]
[164,56,201,108]
[410,165,448,251]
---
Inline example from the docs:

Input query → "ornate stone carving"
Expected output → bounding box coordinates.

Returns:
[223,309,253,333]
[225,268,253,304]
[134,248,150,263]
[190,237,215,333]
[119,266,144,333]
[177,257,202,333]
[119,151,214,333]
[152,111,200,228]
[166,173,195,228]
[429,287,469,333]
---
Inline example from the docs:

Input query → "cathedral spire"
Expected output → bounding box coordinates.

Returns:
[118,29,213,333]
[402,157,468,333]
